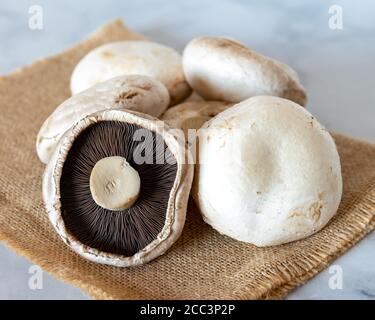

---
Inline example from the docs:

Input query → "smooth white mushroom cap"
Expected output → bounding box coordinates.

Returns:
[194,96,342,246]
[183,37,307,106]
[71,40,191,105]
[36,75,169,164]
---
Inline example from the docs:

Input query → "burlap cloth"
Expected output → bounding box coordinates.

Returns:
[0,20,374,300]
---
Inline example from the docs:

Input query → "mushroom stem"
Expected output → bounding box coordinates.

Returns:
[89,156,140,211]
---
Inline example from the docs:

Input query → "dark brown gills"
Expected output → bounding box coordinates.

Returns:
[60,121,177,256]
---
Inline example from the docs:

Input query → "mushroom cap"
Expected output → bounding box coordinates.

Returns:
[194,96,342,246]
[161,100,232,135]
[43,109,193,267]
[183,37,307,106]
[183,91,205,103]
[71,40,191,105]
[36,75,170,164]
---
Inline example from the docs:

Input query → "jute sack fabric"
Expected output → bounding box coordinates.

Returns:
[0,20,374,300]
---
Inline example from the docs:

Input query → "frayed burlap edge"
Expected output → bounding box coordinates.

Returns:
[259,179,375,299]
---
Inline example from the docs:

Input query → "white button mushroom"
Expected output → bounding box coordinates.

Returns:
[183,37,307,106]
[36,75,170,164]
[71,40,191,105]
[194,96,342,246]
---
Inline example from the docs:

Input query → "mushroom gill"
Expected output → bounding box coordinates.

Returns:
[60,121,178,256]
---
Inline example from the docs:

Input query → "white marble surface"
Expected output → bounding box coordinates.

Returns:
[0,0,374,299]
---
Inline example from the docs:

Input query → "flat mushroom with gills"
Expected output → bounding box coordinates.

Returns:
[193,96,342,246]
[36,75,170,164]
[43,109,193,267]
[70,40,192,106]
[183,37,307,106]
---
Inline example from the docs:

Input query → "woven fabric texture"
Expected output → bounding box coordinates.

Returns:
[0,20,374,300]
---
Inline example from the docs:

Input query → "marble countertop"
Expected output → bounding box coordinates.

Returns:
[0,0,374,299]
